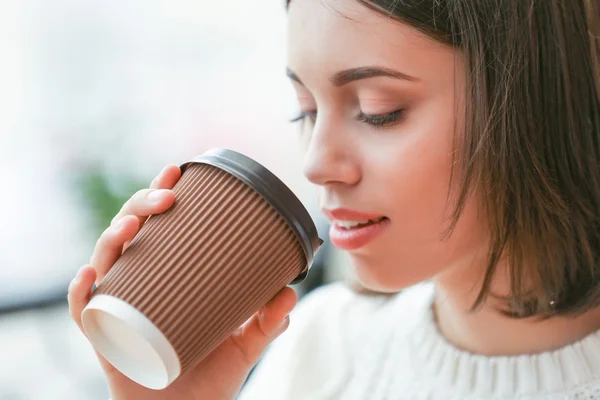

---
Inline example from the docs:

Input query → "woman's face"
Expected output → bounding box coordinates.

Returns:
[287,0,489,292]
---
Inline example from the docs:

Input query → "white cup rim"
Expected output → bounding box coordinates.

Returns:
[81,294,181,390]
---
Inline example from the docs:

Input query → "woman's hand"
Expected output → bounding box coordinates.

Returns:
[68,164,297,400]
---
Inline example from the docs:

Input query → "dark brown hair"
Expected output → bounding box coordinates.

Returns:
[288,0,600,318]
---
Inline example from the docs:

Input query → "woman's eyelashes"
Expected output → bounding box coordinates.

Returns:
[289,110,317,124]
[356,109,405,127]
[290,109,405,128]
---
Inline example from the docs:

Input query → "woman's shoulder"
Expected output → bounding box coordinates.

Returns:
[236,282,388,399]
[237,281,434,400]
[280,280,417,344]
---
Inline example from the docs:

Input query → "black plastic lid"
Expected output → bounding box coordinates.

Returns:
[180,148,323,285]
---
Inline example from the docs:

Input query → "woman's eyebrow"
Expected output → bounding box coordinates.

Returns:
[286,66,418,87]
[331,66,418,86]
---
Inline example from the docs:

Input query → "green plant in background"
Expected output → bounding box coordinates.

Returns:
[70,165,147,238]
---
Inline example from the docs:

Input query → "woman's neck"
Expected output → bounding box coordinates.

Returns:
[432,262,600,356]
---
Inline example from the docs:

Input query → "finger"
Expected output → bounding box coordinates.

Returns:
[90,215,140,286]
[109,188,176,229]
[256,287,297,335]
[111,164,181,228]
[110,186,175,254]
[91,165,181,285]
[150,164,182,190]
[68,265,97,334]
[230,287,297,365]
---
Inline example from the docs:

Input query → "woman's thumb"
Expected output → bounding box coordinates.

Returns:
[229,287,297,365]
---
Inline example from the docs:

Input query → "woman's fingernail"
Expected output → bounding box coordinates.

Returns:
[113,218,127,232]
[151,167,167,186]
[73,266,86,283]
[279,315,290,329]
[159,165,170,176]
[148,189,168,203]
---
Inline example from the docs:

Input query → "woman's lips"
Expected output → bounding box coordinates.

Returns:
[323,208,390,250]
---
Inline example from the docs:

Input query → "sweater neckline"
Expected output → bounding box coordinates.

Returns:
[402,284,600,396]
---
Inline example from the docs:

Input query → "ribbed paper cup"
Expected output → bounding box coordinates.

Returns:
[81,148,322,390]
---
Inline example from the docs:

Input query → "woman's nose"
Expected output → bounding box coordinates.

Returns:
[302,120,361,187]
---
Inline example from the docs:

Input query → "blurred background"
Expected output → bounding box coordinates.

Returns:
[0,1,352,398]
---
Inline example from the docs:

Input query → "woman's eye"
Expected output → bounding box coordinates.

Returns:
[356,109,405,127]
[289,109,405,127]
[289,110,317,124]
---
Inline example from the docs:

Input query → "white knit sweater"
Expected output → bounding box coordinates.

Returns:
[238,282,600,400]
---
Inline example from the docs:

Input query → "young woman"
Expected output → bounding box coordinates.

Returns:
[68,0,600,398]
